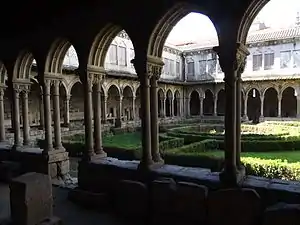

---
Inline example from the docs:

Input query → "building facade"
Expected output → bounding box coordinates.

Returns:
[2,23,300,141]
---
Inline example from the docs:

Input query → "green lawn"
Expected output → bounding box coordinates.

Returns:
[103,132,141,149]
[101,132,300,163]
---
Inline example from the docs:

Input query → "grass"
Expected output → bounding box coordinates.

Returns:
[103,132,141,149]
[185,150,300,163]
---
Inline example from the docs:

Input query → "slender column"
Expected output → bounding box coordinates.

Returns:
[39,92,45,129]
[64,95,70,126]
[103,95,108,123]
[243,95,248,120]
[0,88,5,142]
[297,96,300,118]
[53,80,63,150]
[260,95,264,119]
[213,95,217,116]
[214,43,249,185]
[132,57,153,169]
[186,97,190,116]
[22,89,30,146]
[150,75,163,163]
[12,85,21,148]
[43,79,53,152]
[163,96,166,117]
[132,95,136,120]
[177,98,181,117]
[94,75,107,157]
[159,98,164,117]
[278,94,282,117]
[80,69,94,161]
[200,97,204,116]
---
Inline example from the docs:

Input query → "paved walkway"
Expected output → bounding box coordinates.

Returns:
[0,183,128,225]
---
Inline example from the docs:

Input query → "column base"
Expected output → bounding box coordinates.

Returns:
[137,159,154,172]
[219,165,246,187]
[242,115,248,122]
[44,149,69,179]
[92,151,107,159]
[259,116,264,122]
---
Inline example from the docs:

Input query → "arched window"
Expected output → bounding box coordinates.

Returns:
[118,41,127,66]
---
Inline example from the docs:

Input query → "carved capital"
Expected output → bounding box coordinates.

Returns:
[213,43,249,74]
[147,55,164,80]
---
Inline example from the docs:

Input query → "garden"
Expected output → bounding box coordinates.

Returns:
[48,121,300,181]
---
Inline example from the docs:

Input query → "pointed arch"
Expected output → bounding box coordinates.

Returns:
[13,50,35,80]
[203,89,214,115]
[281,87,297,117]
[0,61,7,84]
[190,90,200,116]
[45,38,78,74]
[147,2,219,57]
[263,87,278,117]
[88,24,135,68]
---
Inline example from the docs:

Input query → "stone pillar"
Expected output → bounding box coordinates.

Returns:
[177,98,181,117]
[115,95,123,127]
[278,93,282,117]
[42,79,53,152]
[214,43,249,186]
[260,95,264,119]
[52,80,63,150]
[132,57,153,169]
[150,72,163,164]
[12,84,21,148]
[64,95,70,127]
[93,74,107,157]
[213,95,217,116]
[39,92,45,129]
[186,97,190,116]
[22,89,30,146]
[132,95,136,121]
[0,88,5,142]
[103,95,108,123]
[159,98,164,117]
[80,69,95,161]
[200,97,204,116]
[163,96,166,117]
[297,96,300,118]
[243,94,248,120]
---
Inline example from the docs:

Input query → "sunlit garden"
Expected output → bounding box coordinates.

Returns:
[55,121,300,181]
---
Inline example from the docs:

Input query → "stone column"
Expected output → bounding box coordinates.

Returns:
[132,95,136,121]
[93,74,107,157]
[278,93,282,117]
[214,43,249,185]
[39,92,45,129]
[42,79,53,152]
[260,95,264,120]
[103,95,108,123]
[186,97,190,116]
[163,96,166,117]
[150,71,163,164]
[0,88,5,142]
[64,95,70,127]
[177,98,181,117]
[213,95,217,116]
[200,97,204,116]
[159,98,164,117]
[52,80,63,150]
[80,69,95,161]
[243,94,248,120]
[297,96,300,118]
[115,95,123,127]
[132,57,153,169]
[12,84,21,148]
[22,88,30,146]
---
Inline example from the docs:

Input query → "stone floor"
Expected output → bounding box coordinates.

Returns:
[0,183,131,225]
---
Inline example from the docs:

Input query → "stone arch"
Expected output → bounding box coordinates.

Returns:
[166,89,173,117]
[217,89,225,116]
[63,45,79,69]
[189,90,200,116]
[281,87,297,117]
[68,78,82,96]
[0,61,7,84]
[247,88,261,122]
[28,78,42,126]
[107,84,121,122]
[174,90,180,116]
[106,82,121,97]
[45,38,79,74]
[203,89,214,115]
[88,24,135,68]
[263,87,278,117]
[122,85,134,121]
[13,50,35,80]
[147,2,219,58]
[69,82,84,120]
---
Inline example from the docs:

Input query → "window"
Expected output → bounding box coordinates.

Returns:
[264,53,274,70]
[199,60,207,75]
[129,48,135,67]
[169,59,175,76]
[176,61,180,75]
[118,46,127,66]
[252,54,262,71]
[280,51,291,69]
[187,61,194,75]
[109,44,118,64]
[293,50,300,68]
[207,59,217,75]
